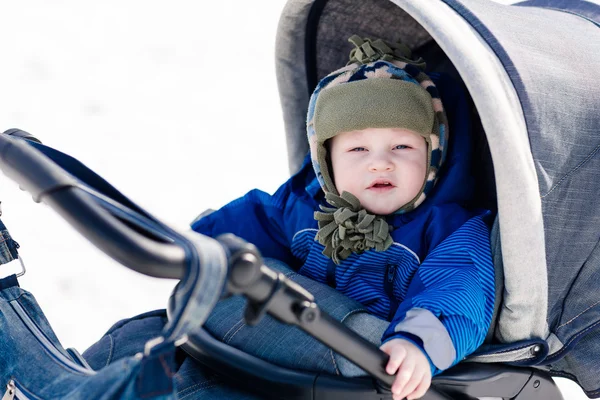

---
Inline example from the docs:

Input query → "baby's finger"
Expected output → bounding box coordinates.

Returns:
[392,357,416,398]
[398,370,423,400]
[384,345,407,375]
[407,371,432,400]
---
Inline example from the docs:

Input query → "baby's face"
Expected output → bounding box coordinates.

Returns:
[329,127,427,215]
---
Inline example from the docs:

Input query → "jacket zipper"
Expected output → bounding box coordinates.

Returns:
[387,264,395,283]
[385,264,399,320]
[9,300,94,376]
[2,380,15,400]
[2,380,31,400]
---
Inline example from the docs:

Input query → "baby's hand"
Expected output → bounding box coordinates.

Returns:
[380,338,432,400]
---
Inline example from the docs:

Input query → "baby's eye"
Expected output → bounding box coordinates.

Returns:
[350,147,367,152]
[394,145,410,150]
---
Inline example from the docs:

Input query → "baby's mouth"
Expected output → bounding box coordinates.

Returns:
[368,180,395,189]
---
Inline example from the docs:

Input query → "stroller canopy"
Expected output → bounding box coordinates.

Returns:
[275,0,600,394]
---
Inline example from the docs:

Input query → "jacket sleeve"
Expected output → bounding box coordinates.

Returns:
[190,184,294,265]
[381,213,495,376]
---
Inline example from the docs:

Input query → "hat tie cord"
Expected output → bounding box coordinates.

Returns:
[314,191,393,264]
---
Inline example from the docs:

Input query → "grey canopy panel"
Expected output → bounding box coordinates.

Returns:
[275,0,600,394]
[436,0,600,393]
[276,0,547,344]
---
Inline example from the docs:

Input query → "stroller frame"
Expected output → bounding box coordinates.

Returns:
[0,130,563,399]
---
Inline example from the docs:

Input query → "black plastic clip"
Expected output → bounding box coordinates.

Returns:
[244,273,285,326]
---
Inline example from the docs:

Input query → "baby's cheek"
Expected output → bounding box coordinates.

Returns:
[332,165,355,192]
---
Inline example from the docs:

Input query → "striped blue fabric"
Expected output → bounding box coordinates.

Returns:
[194,184,495,375]
[386,215,495,374]
[291,213,495,375]
[294,229,420,320]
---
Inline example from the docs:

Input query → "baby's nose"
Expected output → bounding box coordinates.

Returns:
[368,157,394,172]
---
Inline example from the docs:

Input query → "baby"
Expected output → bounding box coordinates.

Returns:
[194,36,495,400]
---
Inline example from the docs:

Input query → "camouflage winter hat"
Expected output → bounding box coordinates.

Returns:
[306,35,449,214]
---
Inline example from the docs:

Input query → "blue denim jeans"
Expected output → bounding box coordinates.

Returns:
[1,219,180,399]
[84,259,389,399]
[0,278,177,400]
[0,216,225,400]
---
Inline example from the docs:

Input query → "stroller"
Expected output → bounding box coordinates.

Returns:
[0,0,599,398]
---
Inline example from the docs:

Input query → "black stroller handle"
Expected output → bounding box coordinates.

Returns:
[0,131,187,279]
[0,130,397,388]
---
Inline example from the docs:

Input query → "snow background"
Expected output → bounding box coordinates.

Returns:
[0,1,587,398]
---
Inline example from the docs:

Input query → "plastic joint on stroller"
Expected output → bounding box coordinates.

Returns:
[0,130,565,399]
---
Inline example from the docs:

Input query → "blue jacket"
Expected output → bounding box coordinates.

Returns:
[192,74,495,375]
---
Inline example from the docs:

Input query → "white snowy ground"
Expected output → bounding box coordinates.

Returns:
[0,1,587,399]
